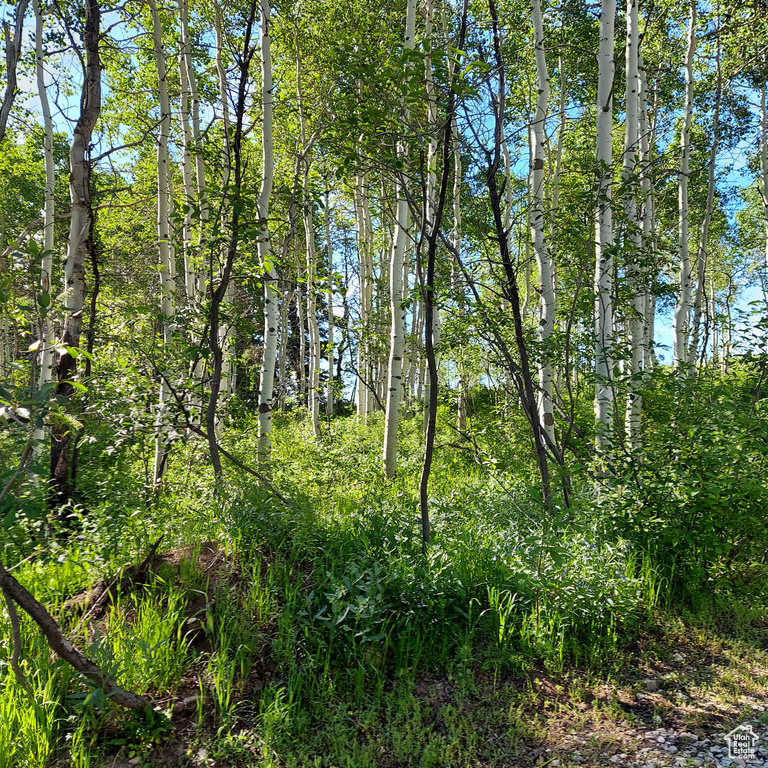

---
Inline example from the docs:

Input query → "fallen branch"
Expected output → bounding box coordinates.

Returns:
[0,561,150,710]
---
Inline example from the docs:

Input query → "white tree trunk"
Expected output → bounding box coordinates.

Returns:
[382,0,416,479]
[689,37,720,364]
[303,191,321,438]
[256,0,277,463]
[325,188,334,418]
[50,0,100,502]
[354,168,373,419]
[277,288,290,405]
[295,46,321,439]
[530,0,555,445]
[638,49,656,370]
[32,0,56,459]
[673,1,696,370]
[148,0,175,484]
[622,0,644,452]
[177,0,196,302]
[452,112,467,432]
[594,0,615,452]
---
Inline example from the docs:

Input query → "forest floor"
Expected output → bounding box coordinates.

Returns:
[53,541,768,768]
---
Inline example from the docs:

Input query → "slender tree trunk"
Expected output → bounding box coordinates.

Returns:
[689,33,720,364]
[421,0,439,432]
[148,0,176,485]
[354,163,374,420]
[256,0,277,463]
[295,46,321,439]
[487,0,551,506]
[32,0,56,463]
[177,0,197,303]
[762,84,768,279]
[214,0,236,400]
[418,0,468,544]
[623,0,644,452]
[50,0,100,505]
[325,187,334,418]
[0,0,28,143]
[382,0,417,479]
[674,1,696,370]
[530,0,555,445]
[205,0,257,475]
[452,111,467,432]
[638,48,656,371]
[594,0,615,454]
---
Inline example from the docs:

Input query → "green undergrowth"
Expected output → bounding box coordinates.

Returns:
[2,407,768,765]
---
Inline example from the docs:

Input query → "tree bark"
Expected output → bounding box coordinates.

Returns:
[32,0,56,464]
[50,0,101,505]
[762,84,768,280]
[673,1,696,370]
[148,0,176,486]
[0,0,29,143]
[206,0,257,476]
[688,31,720,364]
[623,0,644,452]
[594,0,615,455]
[325,187,334,418]
[382,0,417,479]
[256,0,278,463]
[530,0,555,446]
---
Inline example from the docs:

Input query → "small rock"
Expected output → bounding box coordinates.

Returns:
[658,736,667,744]
[671,653,685,662]
[680,733,699,742]
[642,679,660,692]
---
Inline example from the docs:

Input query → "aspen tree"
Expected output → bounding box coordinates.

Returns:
[32,0,56,461]
[354,169,373,419]
[762,84,768,276]
[689,33,721,364]
[623,0,643,451]
[530,0,555,445]
[325,187,334,418]
[148,0,176,485]
[0,0,28,143]
[296,41,321,439]
[50,0,100,503]
[594,0,615,453]
[638,48,656,370]
[421,0,439,432]
[673,1,696,370]
[214,0,236,397]
[177,0,197,302]
[453,112,467,433]
[382,0,417,479]
[256,0,277,463]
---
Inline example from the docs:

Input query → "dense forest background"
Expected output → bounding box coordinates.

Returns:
[2,0,768,765]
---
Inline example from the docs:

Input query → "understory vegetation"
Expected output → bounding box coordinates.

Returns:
[2,360,768,766]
